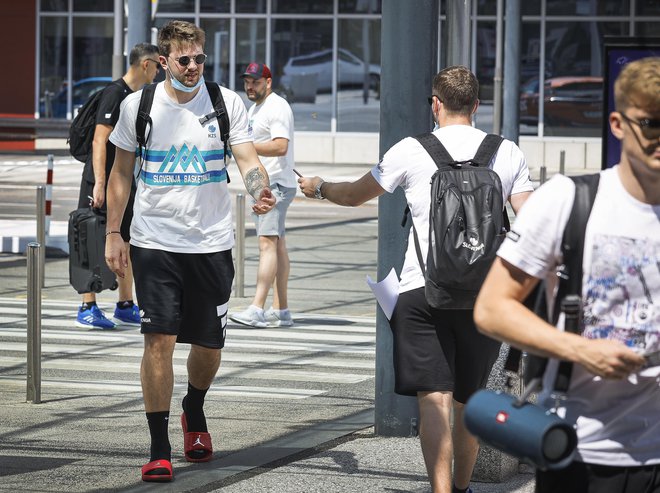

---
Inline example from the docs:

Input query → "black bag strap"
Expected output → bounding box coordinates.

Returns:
[135,82,157,179]
[472,134,504,167]
[504,173,601,390]
[415,132,454,170]
[200,81,230,165]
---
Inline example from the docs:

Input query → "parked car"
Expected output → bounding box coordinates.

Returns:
[519,76,603,127]
[40,77,112,118]
[279,48,380,94]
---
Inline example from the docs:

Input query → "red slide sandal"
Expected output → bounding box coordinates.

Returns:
[181,412,213,462]
[141,459,173,482]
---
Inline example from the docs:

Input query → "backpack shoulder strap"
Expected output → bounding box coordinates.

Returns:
[136,83,157,148]
[201,81,230,164]
[505,173,600,387]
[414,133,454,170]
[472,134,504,167]
[135,83,157,179]
[553,173,601,323]
[551,173,600,392]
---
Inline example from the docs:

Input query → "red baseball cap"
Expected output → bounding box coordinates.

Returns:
[241,62,272,80]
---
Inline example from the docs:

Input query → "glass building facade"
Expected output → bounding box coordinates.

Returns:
[37,0,659,138]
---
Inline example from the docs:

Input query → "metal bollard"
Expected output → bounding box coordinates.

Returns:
[36,186,46,288]
[45,154,54,237]
[26,242,42,404]
[539,165,547,186]
[559,150,565,175]
[235,194,246,298]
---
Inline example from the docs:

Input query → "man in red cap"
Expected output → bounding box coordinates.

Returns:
[230,63,297,328]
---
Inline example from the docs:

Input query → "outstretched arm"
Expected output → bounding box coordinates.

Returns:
[298,172,386,207]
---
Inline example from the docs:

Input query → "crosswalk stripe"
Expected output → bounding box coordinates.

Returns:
[0,356,371,384]
[0,376,324,399]
[0,299,376,400]
[0,341,373,369]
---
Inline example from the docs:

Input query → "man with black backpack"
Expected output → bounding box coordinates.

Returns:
[72,42,160,329]
[104,20,274,483]
[474,58,660,493]
[298,65,533,493]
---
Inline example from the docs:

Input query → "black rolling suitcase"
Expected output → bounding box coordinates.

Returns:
[68,207,118,294]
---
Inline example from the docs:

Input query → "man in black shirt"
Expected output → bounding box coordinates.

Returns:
[75,42,160,329]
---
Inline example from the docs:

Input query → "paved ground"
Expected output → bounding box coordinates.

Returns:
[0,153,535,492]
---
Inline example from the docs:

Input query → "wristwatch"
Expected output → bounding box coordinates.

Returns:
[314,179,326,200]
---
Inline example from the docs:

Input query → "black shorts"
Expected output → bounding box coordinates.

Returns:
[130,246,234,349]
[77,177,136,243]
[536,461,660,493]
[388,287,502,402]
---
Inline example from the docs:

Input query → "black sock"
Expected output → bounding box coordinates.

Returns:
[146,411,171,463]
[452,486,469,493]
[117,300,134,309]
[80,301,97,311]
[182,382,209,433]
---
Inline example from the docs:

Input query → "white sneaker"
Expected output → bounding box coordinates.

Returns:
[230,305,267,328]
[264,307,294,327]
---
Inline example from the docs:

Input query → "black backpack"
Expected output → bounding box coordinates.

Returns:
[67,81,122,162]
[506,173,600,393]
[135,81,230,176]
[412,133,508,310]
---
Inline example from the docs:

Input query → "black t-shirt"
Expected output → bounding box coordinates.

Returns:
[82,78,132,183]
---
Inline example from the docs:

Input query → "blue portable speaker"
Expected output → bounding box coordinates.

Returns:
[464,389,577,471]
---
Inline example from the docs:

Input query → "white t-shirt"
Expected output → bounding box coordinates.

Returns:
[110,82,252,253]
[498,166,660,466]
[247,92,296,188]
[371,125,533,293]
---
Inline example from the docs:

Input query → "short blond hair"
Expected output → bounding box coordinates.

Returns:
[614,57,660,113]
[158,20,206,57]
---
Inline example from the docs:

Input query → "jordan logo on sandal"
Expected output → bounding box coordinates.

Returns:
[193,436,205,447]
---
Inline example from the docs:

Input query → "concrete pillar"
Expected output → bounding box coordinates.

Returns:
[375,0,438,438]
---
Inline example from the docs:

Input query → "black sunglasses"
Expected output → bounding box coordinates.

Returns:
[620,113,660,141]
[427,95,441,106]
[170,53,207,67]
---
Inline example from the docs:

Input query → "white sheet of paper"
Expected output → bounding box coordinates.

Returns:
[366,268,400,320]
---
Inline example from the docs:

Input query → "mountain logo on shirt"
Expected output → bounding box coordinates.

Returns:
[158,144,207,173]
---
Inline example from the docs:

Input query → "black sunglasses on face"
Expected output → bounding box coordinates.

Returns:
[620,113,660,140]
[170,53,207,67]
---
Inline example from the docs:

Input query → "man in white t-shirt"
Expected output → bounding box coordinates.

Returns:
[230,62,297,328]
[104,21,275,483]
[298,66,533,493]
[474,58,660,493]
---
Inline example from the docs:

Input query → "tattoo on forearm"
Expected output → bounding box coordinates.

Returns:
[245,167,269,198]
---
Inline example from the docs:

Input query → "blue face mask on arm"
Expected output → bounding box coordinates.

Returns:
[168,67,205,93]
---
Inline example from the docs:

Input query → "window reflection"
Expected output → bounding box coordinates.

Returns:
[272,18,333,130]
[337,18,381,132]
[236,19,267,87]
[200,19,231,87]
[73,0,113,11]
[40,17,67,118]
[338,0,381,14]
[272,0,333,14]
[156,0,194,12]
[200,0,231,12]
[541,21,626,136]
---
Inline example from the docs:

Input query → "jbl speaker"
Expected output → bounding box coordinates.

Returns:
[464,389,577,471]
